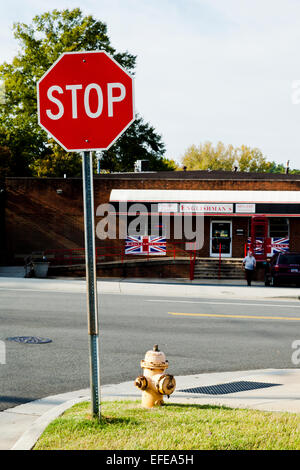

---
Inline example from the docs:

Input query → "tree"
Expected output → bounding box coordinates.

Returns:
[181,142,236,171]
[29,140,83,177]
[0,8,169,176]
[0,146,13,178]
[267,161,300,174]
[100,115,175,172]
[181,141,275,172]
[237,145,272,172]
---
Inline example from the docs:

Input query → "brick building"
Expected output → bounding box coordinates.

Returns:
[1,170,300,278]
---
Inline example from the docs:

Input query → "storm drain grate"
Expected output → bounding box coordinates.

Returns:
[179,381,281,395]
[5,336,52,344]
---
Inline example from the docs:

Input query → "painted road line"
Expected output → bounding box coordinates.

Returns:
[146,299,300,308]
[168,312,300,321]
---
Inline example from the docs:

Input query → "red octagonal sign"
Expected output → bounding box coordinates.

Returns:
[37,51,135,151]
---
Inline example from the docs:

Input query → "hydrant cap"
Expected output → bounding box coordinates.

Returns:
[141,344,168,369]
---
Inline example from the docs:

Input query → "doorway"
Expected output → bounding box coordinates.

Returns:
[210,220,232,257]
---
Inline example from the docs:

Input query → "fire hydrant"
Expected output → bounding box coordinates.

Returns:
[134,345,176,408]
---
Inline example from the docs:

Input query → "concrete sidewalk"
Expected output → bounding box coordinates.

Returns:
[1,368,299,450]
[0,275,299,301]
[0,267,25,278]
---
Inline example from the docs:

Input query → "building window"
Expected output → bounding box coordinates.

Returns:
[269,218,289,238]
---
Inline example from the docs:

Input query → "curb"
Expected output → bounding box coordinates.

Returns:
[11,393,90,450]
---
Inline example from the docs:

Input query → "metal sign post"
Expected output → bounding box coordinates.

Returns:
[82,151,101,419]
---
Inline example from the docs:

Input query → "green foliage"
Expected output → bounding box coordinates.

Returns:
[100,115,171,172]
[0,8,166,176]
[237,145,272,172]
[181,141,294,173]
[29,140,83,177]
[182,142,236,171]
[267,162,286,173]
[0,82,5,105]
[161,157,179,171]
[0,145,13,178]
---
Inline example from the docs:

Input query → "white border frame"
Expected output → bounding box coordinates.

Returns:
[210,219,232,258]
[37,51,135,152]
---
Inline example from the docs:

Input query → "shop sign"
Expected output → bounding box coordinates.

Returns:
[236,203,256,213]
[158,203,178,213]
[180,203,233,213]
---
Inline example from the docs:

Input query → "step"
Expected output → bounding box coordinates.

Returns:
[194,268,244,272]
[193,275,245,279]
[194,265,243,269]
[194,270,244,275]
[194,265,244,270]
[195,270,243,274]
[195,261,243,266]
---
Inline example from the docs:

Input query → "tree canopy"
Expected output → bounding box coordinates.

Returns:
[0,146,13,178]
[181,141,298,173]
[0,8,172,176]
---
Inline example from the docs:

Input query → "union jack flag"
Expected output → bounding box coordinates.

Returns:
[125,236,166,255]
[247,237,289,256]
[247,237,264,255]
[271,237,289,254]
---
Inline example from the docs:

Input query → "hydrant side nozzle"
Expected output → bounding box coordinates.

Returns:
[134,375,148,391]
[157,374,176,396]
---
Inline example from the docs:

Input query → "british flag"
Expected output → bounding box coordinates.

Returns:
[247,237,289,256]
[125,236,166,255]
[271,237,289,254]
[247,237,264,255]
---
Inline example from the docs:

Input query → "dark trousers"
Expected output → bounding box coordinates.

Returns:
[245,269,254,286]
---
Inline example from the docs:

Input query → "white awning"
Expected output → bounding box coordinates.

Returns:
[110,189,300,204]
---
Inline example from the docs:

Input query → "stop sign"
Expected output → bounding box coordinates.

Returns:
[37,51,135,151]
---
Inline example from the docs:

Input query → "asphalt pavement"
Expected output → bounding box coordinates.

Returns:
[1,274,300,449]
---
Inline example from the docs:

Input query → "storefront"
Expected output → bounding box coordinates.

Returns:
[109,189,300,260]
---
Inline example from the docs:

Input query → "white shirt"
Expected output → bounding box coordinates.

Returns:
[243,255,256,270]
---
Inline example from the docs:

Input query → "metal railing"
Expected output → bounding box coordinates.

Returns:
[44,241,198,279]
[189,248,197,281]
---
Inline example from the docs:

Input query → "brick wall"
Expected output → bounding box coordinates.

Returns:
[3,178,84,263]
[3,174,300,265]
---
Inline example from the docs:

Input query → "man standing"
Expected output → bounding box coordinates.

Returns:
[243,251,256,286]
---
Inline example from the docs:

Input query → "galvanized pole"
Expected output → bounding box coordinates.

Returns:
[82,151,101,420]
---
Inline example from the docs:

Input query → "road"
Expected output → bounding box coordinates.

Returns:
[1,286,300,411]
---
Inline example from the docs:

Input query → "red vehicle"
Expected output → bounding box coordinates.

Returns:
[264,252,300,286]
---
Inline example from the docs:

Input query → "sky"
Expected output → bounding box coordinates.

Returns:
[2,0,300,168]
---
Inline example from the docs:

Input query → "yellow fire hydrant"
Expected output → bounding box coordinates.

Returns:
[134,344,176,408]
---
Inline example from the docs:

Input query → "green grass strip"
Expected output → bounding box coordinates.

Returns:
[34,400,300,450]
